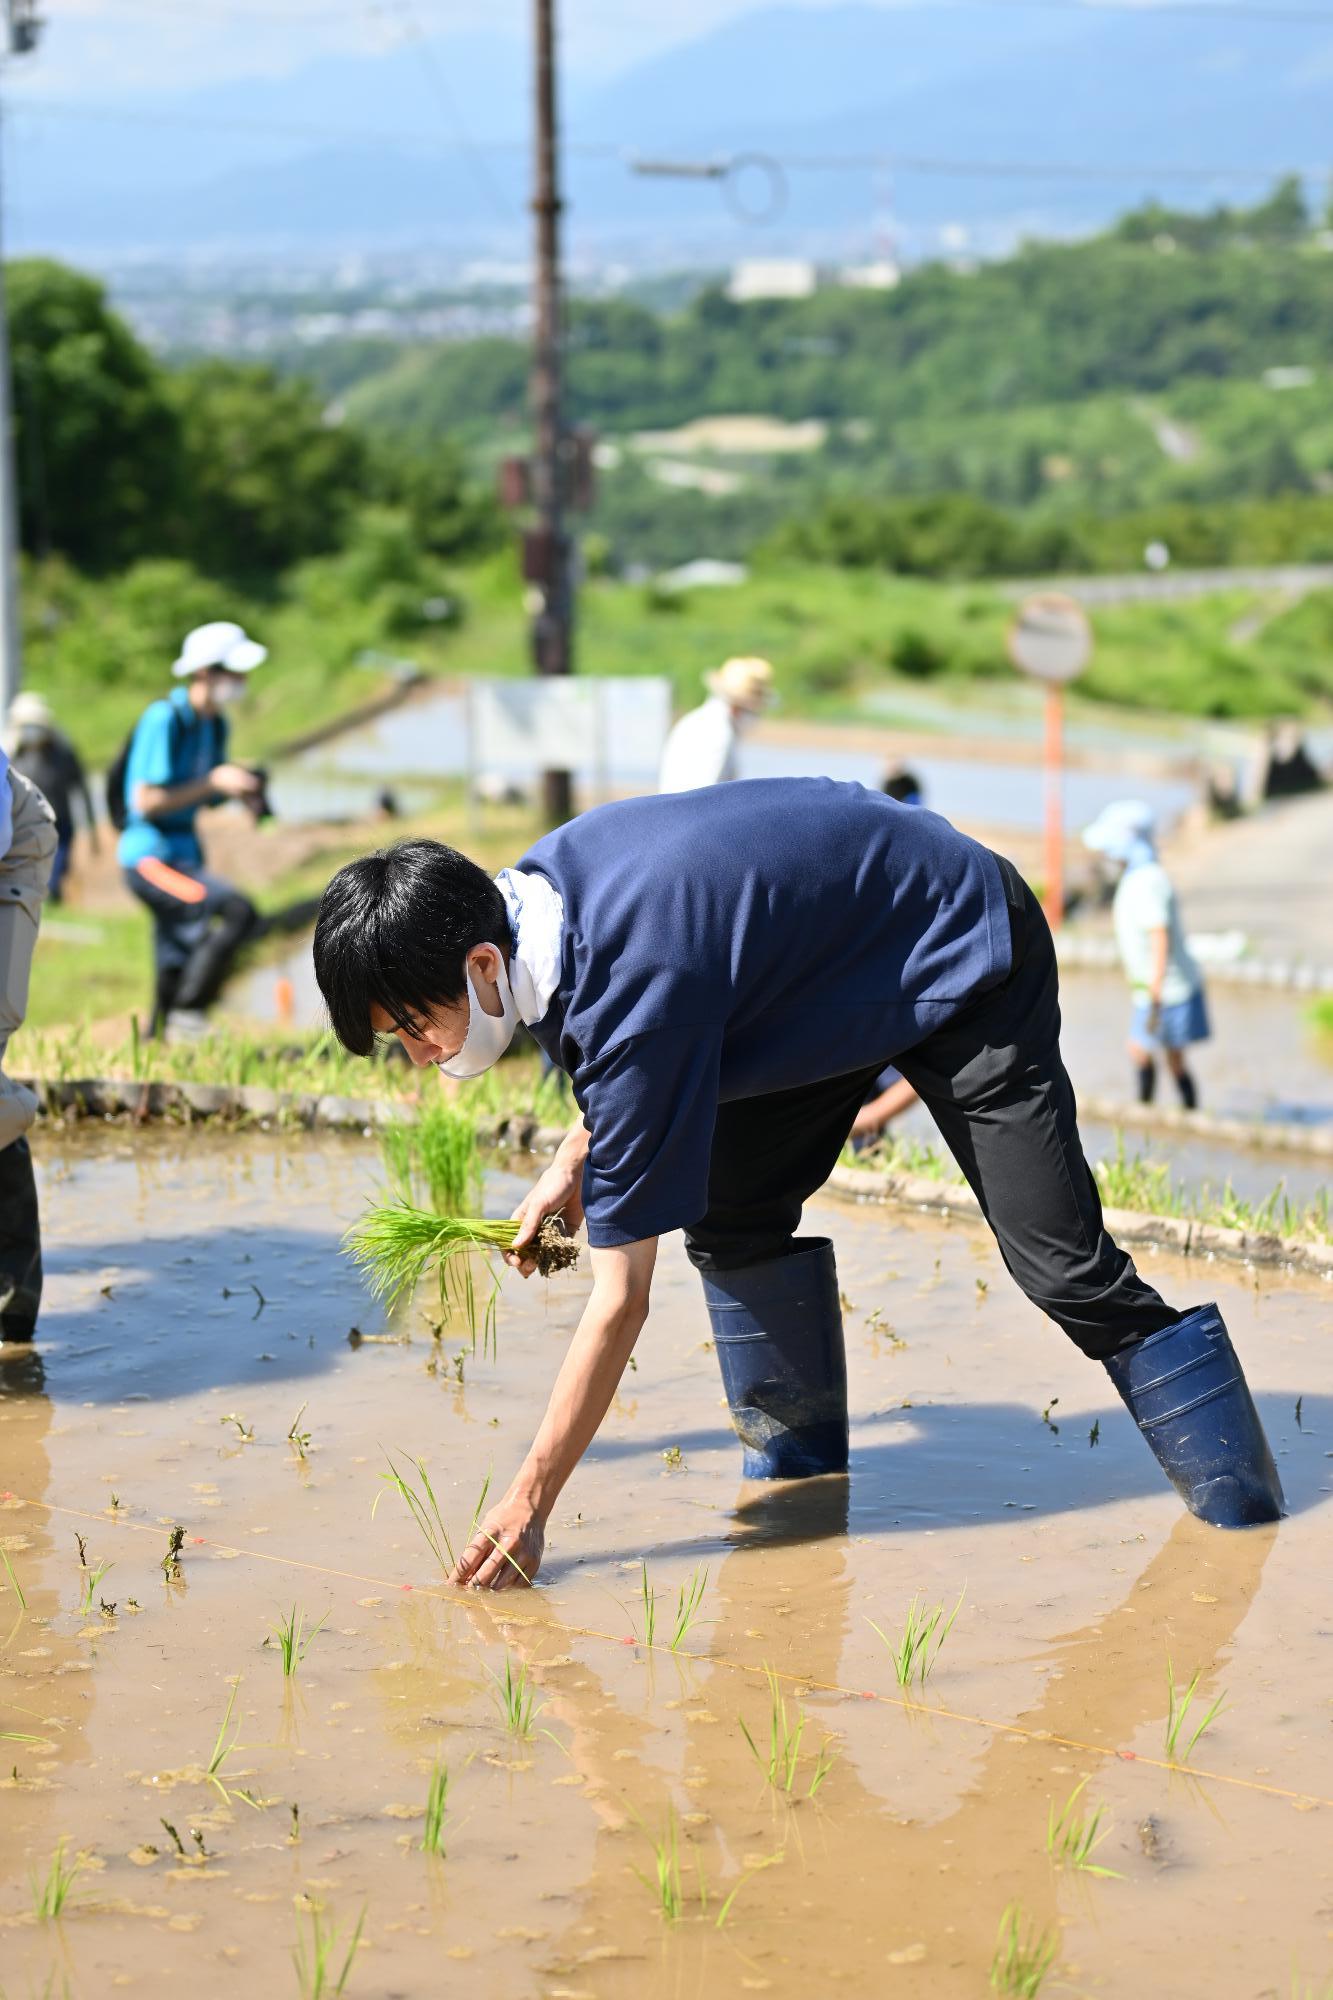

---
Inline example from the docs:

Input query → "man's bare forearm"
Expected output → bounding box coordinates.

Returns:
[507,1241,656,1517]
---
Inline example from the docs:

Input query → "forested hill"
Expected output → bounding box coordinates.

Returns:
[343,185,1333,447]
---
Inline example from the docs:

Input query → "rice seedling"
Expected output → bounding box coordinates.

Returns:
[373,1455,531,1585]
[272,1605,328,1678]
[293,1898,365,2000]
[485,1652,548,1740]
[1088,1420,1101,1447]
[220,1413,254,1441]
[346,1200,577,1352]
[991,1903,1057,1996]
[78,1555,113,1615]
[30,1840,83,1922]
[421,1762,449,1856]
[739,1665,837,1799]
[162,1525,185,1578]
[670,1565,709,1652]
[867,1588,965,1690]
[287,1404,313,1459]
[633,1810,777,1929]
[1164,1656,1226,1762]
[637,1561,657,1647]
[1,1547,27,1612]
[206,1682,243,1797]
[1045,1779,1121,1877]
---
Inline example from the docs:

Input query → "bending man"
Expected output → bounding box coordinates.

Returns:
[314,779,1282,1587]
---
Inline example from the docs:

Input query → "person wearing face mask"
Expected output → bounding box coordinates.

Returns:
[314,780,1284,1591]
[117,622,267,1040]
[658,657,774,793]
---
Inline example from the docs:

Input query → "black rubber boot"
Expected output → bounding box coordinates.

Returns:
[0,1136,42,1342]
[1176,1069,1198,1111]
[1136,1061,1157,1104]
[1103,1304,1284,1527]
[701,1237,848,1479]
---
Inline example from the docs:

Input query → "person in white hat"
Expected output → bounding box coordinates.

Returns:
[2,690,97,902]
[117,621,268,1039]
[1082,798,1209,1109]
[658,656,775,794]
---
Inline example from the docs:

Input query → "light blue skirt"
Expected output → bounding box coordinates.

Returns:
[1130,987,1211,1051]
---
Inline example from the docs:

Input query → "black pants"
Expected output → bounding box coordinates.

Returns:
[124,860,259,1030]
[0,1136,42,1340]
[684,858,1177,1361]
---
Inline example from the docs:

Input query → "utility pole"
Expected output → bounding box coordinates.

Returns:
[0,1,41,713]
[529,0,573,825]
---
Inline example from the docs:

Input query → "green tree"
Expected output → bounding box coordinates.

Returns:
[7,258,180,569]
[168,359,370,579]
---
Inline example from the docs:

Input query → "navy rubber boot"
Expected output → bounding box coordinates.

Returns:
[701,1237,848,1479]
[1103,1303,1284,1528]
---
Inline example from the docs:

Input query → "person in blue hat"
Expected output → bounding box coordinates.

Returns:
[1082,799,1209,1110]
[314,778,1283,1588]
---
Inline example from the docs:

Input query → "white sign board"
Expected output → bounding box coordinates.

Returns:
[468,677,673,792]
[1007,593,1093,685]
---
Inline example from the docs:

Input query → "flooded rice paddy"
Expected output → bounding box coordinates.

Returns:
[2,1129,1332,1998]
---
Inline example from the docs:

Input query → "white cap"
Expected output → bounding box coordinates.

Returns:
[1082,798,1156,863]
[7,690,55,730]
[171,621,267,679]
[704,656,775,712]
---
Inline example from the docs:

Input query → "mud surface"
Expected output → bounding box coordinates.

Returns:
[3,1131,1332,1998]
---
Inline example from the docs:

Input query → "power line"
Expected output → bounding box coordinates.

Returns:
[366,0,516,221]
[8,95,1326,189]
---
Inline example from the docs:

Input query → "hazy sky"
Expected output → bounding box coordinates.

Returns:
[14,0,890,98]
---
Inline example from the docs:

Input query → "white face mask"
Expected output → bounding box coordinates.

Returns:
[210,674,246,707]
[436,952,518,1079]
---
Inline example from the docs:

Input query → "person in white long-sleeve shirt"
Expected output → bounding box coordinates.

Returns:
[658,656,774,793]
[0,738,58,1342]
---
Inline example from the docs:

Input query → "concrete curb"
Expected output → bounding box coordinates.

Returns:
[824,1163,1333,1280]
[1075,1092,1333,1160]
[23,1074,1332,1280]
[1057,933,1333,995]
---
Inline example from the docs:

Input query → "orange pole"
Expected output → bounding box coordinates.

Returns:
[1043,683,1064,929]
[275,975,295,1025]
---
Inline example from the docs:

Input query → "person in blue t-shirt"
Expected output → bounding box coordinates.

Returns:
[313,779,1283,1586]
[119,621,268,1038]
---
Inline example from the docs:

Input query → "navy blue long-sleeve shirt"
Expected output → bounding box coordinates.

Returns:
[519,778,1010,1248]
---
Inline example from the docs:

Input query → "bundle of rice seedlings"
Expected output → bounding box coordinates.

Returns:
[346,1200,579,1349]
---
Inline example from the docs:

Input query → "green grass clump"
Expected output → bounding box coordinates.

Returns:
[867,1588,965,1690]
[991,1903,1057,1996]
[293,1897,366,1999]
[1164,1656,1226,1762]
[1045,1779,1121,1877]
[382,1096,480,1215]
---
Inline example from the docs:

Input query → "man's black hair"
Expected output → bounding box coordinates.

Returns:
[313,839,509,1057]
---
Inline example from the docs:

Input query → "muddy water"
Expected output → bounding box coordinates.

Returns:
[3,1131,1331,1998]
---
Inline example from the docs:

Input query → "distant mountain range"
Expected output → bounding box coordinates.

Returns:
[7,3,1333,264]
